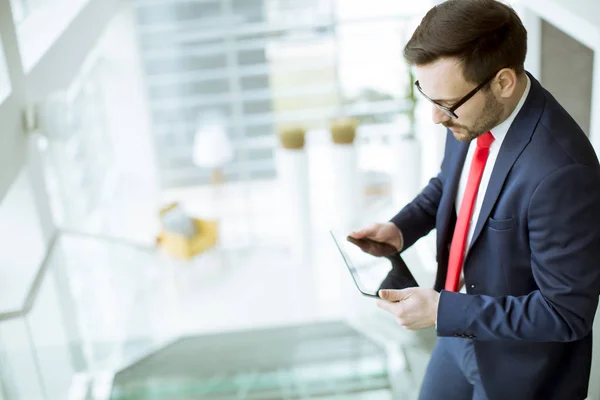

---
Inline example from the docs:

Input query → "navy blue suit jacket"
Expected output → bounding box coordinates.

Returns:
[391,73,600,400]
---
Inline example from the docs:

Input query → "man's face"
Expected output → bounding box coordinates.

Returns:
[415,58,504,142]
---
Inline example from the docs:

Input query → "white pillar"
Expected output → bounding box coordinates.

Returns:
[589,46,600,152]
[389,115,422,207]
[520,6,542,80]
[331,143,359,233]
[276,147,311,265]
[391,135,421,207]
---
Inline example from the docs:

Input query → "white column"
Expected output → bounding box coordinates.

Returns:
[331,143,359,233]
[589,45,600,151]
[519,6,542,80]
[390,133,421,207]
[276,147,311,265]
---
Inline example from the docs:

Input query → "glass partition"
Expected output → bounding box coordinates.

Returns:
[0,231,178,399]
[0,319,46,399]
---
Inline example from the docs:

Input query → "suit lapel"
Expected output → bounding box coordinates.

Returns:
[467,130,529,252]
[466,72,546,254]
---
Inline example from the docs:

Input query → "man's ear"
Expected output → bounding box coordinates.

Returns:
[494,68,518,98]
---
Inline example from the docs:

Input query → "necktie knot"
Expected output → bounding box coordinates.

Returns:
[477,131,495,149]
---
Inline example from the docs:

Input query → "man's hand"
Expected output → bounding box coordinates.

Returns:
[349,222,403,251]
[377,288,440,330]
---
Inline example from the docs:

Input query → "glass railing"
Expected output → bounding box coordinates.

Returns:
[0,231,176,399]
[0,228,434,399]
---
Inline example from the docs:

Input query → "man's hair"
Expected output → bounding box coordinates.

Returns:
[404,0,527,84]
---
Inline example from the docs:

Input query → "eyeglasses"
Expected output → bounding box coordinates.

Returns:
[415,70,502,119]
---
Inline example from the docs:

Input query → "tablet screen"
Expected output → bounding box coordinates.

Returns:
[330,230,419,298]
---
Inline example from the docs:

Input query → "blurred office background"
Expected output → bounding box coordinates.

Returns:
[0,0,598,398]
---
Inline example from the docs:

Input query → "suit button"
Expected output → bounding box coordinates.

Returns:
[470,284,476,289]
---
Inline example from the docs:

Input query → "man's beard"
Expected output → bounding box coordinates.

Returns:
[443,91,504,142]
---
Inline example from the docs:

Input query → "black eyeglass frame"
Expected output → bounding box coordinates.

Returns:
[415,69,504,119]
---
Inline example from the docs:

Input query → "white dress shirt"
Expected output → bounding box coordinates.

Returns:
[456,76,531,293]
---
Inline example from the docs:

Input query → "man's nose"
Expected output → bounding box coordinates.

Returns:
[432,105,451,125]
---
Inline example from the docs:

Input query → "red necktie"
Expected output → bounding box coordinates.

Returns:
[445,131,495,292]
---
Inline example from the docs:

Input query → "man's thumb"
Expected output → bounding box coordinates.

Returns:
[378,289,409,302]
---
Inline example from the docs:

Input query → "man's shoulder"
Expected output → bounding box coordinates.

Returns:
[523,86,599,172]
[537,88,586,139]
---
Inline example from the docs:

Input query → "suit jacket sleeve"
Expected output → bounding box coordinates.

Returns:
[436,164,600,342]
[389,174,443,251]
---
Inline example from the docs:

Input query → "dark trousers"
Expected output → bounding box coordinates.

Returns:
[419,337,488,400]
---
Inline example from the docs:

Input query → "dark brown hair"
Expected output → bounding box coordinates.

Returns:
[404,0,527,84]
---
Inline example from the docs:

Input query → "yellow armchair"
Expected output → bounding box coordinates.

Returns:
[156,204,218,260]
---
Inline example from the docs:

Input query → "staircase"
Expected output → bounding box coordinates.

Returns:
[110,321,408,399]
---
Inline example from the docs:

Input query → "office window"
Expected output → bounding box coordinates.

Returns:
[0,38,10,103]
[337,20,406,122]
[133,0,430,188]
[10,0,91,71]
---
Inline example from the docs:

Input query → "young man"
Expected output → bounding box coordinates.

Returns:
[350,1,600,399]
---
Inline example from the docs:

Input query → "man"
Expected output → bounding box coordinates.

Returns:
[350,0,600,399]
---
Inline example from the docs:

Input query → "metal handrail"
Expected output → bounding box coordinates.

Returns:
[0,233,59,321]
[0,229,157,322]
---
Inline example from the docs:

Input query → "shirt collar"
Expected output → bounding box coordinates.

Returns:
[490,74,531,143]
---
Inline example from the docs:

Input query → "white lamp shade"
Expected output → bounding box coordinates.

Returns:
[192,122,234,168]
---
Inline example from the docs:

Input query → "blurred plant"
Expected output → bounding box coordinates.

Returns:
[278,127,306,149]
[340,67,418,138]
[341,88,395,124]
[329,117,358,144]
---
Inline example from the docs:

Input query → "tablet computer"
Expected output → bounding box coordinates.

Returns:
[330,230,419,298]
